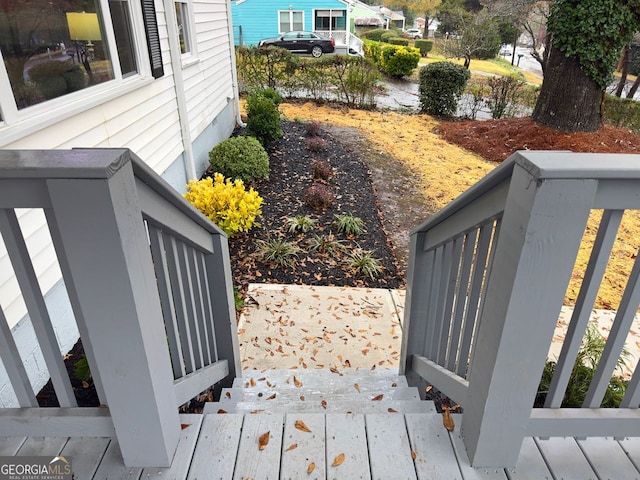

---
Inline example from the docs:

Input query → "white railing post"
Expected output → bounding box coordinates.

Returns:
[460,162,598,467]
[43,150,180,467]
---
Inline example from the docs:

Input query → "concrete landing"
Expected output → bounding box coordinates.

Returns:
[238,284,405,372]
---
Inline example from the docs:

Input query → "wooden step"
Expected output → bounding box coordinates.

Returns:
[205,398,436,415]
[220,386,420,403]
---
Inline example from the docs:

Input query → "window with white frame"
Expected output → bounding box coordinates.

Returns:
[279,10,304,33]
[174,0,193,55]
[0,0,161,114]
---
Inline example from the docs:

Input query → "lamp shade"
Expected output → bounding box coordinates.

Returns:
[66,12,102,41]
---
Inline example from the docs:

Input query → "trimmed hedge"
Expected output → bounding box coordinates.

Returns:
[363,40,420,78]
[419,61,470,115]
[362,28,388,41]
[388,38,409,47]
[603,94,640,134]
[414,40,434,56]
[381,31,397,42]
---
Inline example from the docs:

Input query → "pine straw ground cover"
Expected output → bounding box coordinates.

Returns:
[278,102,640,310]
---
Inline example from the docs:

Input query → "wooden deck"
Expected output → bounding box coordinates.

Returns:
[3,412,640,479]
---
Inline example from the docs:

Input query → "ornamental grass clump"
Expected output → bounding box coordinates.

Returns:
[184,173,263,237]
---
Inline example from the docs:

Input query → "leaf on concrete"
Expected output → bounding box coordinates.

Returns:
[295,420,312,432]
[258,431,270,450]
[332,453,345,467]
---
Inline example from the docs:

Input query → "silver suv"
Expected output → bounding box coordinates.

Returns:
[404,29,423,39]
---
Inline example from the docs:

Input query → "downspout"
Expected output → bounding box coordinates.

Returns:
[225,0,246,127]
[162,0,197,181]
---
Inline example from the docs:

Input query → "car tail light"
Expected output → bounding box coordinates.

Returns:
[330,38,335,47]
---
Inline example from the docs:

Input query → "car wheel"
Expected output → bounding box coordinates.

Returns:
[311,46,323,58]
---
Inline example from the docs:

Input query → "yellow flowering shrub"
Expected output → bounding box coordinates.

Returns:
[184,173,263,236]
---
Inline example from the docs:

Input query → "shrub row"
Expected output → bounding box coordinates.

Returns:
[363,40,420,78]
[236,46,379,108]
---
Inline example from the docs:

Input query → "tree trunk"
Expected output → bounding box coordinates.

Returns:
[628,75,640,98]
[532,44,603,132]
[615,45,630,97]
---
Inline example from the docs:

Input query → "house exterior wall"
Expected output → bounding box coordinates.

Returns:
[0,0,239,406]
[231,0,347,46]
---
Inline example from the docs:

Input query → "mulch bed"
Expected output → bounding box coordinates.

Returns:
[224,120,402,291]
[438,116,640,163]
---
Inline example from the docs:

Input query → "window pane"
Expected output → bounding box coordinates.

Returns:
[292,11,303,31]
[109,0,138,76]
[1,0,115,109]
[279,11,289,33]
[175,2,190,54]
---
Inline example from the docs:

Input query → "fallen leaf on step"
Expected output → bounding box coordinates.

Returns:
[295,420,312,432]
[217,409,227,414]
[307,462,315,474]
[225,392,231,399]
[321,400,327,409]
[250,378,256,387]
[294,376,303,387]
[181,424,191,430]
[266,393,277,400]
[372,394,384,401]
[443,409,455,431]
[300,395,305,401]
[388,408,398,413]
[332,453,345,467]
[354,383,360,393]
[258,432,270,450]
[391,382,397,387]
[426,385,432,393]
[330,366,339,374]
[411,450,417,460]
[285,443,298,452]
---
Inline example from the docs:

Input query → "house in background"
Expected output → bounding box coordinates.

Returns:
[0,0,241,407]
[231,0,363,55]
[351,0,384,35]
[370,6,405,30]
[415,17,441,37]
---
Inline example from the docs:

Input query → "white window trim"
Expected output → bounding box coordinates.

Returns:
[175,0,198,64]
[278,10,305,34]
[0,0,155,144]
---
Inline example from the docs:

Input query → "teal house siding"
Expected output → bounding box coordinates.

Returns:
[231,0,349,46]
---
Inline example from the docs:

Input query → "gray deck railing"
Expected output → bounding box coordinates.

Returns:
[0,149,240,467]
[401,151,640,467]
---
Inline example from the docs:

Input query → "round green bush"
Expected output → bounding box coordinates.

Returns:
[380,31,398,43]
[208,136,269,184]
[414,40,434,57]
[388,37,409,47]
[245,91,282,148]
[419,61,470,116]
[362,29,388,41]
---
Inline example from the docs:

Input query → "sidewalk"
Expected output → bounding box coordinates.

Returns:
[238,283,640,379]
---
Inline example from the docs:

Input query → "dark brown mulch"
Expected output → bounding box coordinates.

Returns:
[225,120,402,292]
[438,116,640,164]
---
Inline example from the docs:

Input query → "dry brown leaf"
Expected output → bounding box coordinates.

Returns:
[354,383,360,393]
[443,409,455,431]
[285,443,298,452]
[388,408,398,413]
[217,409,227,414]
[181,423,191,430]
[332,453,345,467]
[330,366,339,374]
[300,395,305,401]
[250,377,256,387]
[307,462,316,474]
[321,400,327,409]
[266,393,277,400]
[225,391,231,399]
[82,380,90,388]
[391,382,397,387]
[258,431,270,450]
[411,450,417,460]
[372,394,384,401]
[426,385,433,393]
[295,420,312,432]
[294,375,303,387]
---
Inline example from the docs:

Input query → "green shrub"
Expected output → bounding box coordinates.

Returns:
[287,215,317,233]
[184,173,263,236]
[603,94,640,134]
[245,90,282,148]
[362,28,388,41]
[208,136,269,184]
[256,238,300,267]
[536,324,629,408]
[388,37,409,47]
[419,61,470,115]
[414,40,434,57]
[380,44,421,77]
[236,45,298,90]
[381,31,398,43]
[260,87,283,106]
[333,214,365,236]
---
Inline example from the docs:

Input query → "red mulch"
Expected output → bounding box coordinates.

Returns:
[438,117,640,163]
